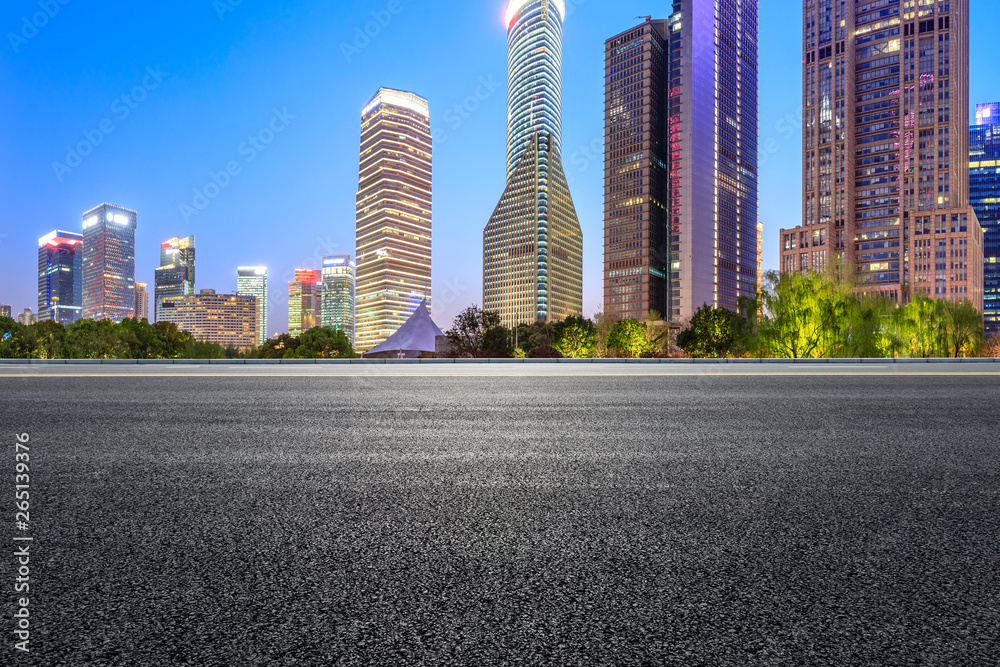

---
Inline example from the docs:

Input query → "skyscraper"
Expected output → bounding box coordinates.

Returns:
[603,7,759,323]
[0,305,11,319]
[484,0,583,329]
[321,255,356,344]
[355,88,432,353]
[781,0,983,312]
[288,269,321,337]
[134,282,150,321]
[82,203,137,322]
[158,290,259,350]
[237,266,269,345]
[18,309,37,326]
[970,103,1000,336]
[37,230,83,325]
[154,236,196,321]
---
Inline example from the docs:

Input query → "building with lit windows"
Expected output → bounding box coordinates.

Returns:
[603,7,758,323]
[0,305,11,319]
[355,88,432,353]
[18,309,37,326]
[134,283,149,321]
[970,103,1000,336]
[37,230,83,325]
[484,0,583,329]
[237,266,268,345]
[321,255,356,343]
[154,236,196,321]
[288,269,321,337]
[157,289,259,350]
[780,0,982,312]
[81,203,137,322]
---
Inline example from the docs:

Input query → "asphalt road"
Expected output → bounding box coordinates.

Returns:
[2,370,998,665]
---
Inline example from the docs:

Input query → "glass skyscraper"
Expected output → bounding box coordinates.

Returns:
[484,0,583,328]
[355,88,432,353]
[81,203,137,322]
[37,230,83,325]
[237,266,269,345]
[970,103,1000,335]
[155,236,196,321]
[288,269,321,337]
[321,255,356,344]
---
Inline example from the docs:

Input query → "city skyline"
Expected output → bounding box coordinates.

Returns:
[2,1,1000,335]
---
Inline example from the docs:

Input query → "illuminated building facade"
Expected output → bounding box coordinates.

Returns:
[355,88,432,352]
[37,230,83,325]
[780,0,982,313]
[321,255,356,344]
[970,103,1000,335]
[81,203,137,322]
[237,266,269,345]
[154,236,196,321]
[288,269,321,337]
[604,6,759,323]
[484,0,583,329]
[157,289,259,350]
[0,305,11,319]
[134,282,149,321]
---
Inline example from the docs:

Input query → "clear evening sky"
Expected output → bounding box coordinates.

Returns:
[2,0,999,334]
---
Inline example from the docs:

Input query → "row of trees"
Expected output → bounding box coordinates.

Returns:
[0,317,356,360]
[677,270,993,359]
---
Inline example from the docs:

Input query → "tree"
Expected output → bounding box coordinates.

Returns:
[446,305,502,358]
[755,271,826,358]
[295,327,356,359]
[606,319,656,358]
[677,305,742,358]
[943,300,985,358]
[258,334,300,359]
[552,316,596,358]
[483,325,514,358]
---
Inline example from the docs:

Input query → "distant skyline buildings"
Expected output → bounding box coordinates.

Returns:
[484,0,584,328]
[37,230,83,326]
[355,88,433,353]
[135,282,149,321]
[154,236,196,322]
[157,289,259,350]
[970,102,1000,335]
[237,266,269,345]
[288,269,321,337]
[81,203,137,323]
[321,255,356,344]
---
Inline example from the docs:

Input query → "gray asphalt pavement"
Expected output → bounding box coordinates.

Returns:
[2,371,998,665]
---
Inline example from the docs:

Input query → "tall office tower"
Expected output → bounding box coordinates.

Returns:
[603,8,759,323]
[158,290,259,350]
[154,236,196,321]
[288,269,321,337]
[970,103,1000,336]
[781,0,982,311]
[355,88,433,353]
[82,203,137,322]
[37,230,83,325]
[484,0,583,329]
[237,266,269,345]
[321,255,356,343]
[134,282,150,321]
[18,309,37,325]
[0,305,11,319]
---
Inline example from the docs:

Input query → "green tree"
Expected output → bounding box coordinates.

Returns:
[606,319,656,358]
[258,334,300,359]
[943,299,985,358]
[677,305,742,358]
[446,305,502,358]
[295,327,356,359]
[552,316,596,358]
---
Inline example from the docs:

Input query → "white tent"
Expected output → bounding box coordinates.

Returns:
[364,300,445,358]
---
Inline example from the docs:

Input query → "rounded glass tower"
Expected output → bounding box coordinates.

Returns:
[504,0,566,179]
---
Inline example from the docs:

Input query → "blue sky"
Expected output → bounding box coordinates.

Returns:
[2,0,999,334]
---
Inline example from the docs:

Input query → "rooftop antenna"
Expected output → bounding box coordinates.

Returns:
[636,15,652,22]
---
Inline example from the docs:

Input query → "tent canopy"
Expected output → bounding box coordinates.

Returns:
[364,300,444,358]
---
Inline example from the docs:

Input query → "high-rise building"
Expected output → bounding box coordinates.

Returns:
[37,230,83,326]
[134,282,150,321]
[603,8,759,323]
[237,266,269,345]
[355,88,433,352]
[970,103,1000,336]
[0,305,11,319]
[18,309,37,326]
[157,289,259,350]
[82,203,137,322]
[288,269,321,337]
[321,255,356,343]
[780,0,982,312]
[154,236,196,321]
[484,0,583,329]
